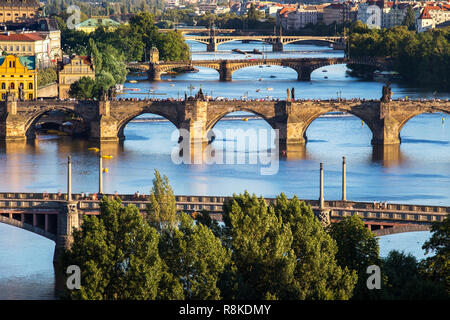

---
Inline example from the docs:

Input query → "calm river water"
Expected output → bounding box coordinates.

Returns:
[0,41,448,299]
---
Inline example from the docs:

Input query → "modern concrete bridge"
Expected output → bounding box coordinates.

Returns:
[0,191,447,260]
[1,96,449,152]
[183,34,345,52]
[147,57,388,81]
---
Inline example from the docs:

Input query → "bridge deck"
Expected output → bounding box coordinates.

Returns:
[0,192,447,223]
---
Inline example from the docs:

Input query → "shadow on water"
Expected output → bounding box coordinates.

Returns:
[371,144,406,167]
[402,138,449,145]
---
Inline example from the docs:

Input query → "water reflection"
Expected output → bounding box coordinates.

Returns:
[371,144,405,167]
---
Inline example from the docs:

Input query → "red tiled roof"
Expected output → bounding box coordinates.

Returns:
[0,33,44,42]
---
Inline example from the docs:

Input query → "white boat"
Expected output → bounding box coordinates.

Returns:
[170,84,175,87]
[267,88,273,91]
[256,89,260,92]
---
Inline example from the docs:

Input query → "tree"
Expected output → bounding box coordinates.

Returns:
[147,170,178,230]
[159,212,231,299]
[61,198,163,299]
[37,68,57,87]
[328,215,381,299]
[68,76,96,100]
[403,6,416,31]
[221,192,297,299]
[273,194,357,300]
[420,216,450,296]
[88,38,102,72]
[381,250,447,299]
[156,31,190,62]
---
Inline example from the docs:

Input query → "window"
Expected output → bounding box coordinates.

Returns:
[10,83,14,89]
[28,93,33,100]
[1,83,5,89]
[28,83,33,89]
[1,94,5,100]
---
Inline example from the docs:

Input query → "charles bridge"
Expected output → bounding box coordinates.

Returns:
[0,95,449,153]
[146,56,388,81]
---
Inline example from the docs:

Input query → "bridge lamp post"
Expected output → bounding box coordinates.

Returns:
[88,148,113,194]
[342,156,347,202]
[67,155,72,202]
[319,162,324,209]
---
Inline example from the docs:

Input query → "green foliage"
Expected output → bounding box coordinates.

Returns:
[62,198,163,299]
[328,215,381,299]
[68,76,96,100]
[159,212,231,299]
[155,31,190,62]
[37,68,57,87]
[404,6,416,31]
[273,194,357,300]
[221,192,357,300]
[147,169,177,231]
[420,216,450,296]
[348,24,450,89]
[221,192,297,299]
[381,250,447,299]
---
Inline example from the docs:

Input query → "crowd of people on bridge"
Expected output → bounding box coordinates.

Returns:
[43,96,449,103]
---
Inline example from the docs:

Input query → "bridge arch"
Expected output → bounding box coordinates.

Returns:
[24,106,90,140]
[301,107,376,144]
[0,215,56,241]
[206,107,276,132]
[116,108,180,141]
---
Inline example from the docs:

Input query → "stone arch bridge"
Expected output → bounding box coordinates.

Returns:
[1,97,449,151]
[148,57,389,81]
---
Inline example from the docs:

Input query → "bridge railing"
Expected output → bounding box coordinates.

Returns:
[0,193,449,215]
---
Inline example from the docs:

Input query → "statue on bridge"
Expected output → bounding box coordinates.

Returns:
[195,88,205,101]
[18,84,24,101]
[381,81,392,103]
[107,87,116,100]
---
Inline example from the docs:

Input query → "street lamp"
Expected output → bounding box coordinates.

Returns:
[88,148,113,194]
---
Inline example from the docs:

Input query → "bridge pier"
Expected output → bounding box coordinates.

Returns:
[0,98,27,141]
[207,42,217,52]
[89,100,120,142]
[272,42,284,52]
[297,67,312,81]
[148,64,162,81]
[219,61,233,81]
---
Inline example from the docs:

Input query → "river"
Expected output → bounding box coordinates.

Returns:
[0,41,448,299]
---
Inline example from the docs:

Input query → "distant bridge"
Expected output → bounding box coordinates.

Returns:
[147,56,389,81]
[183,35,345,52]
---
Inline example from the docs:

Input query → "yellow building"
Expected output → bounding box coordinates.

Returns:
[74,17,121,34]
[58,55,95,99]
[0,54,37,101]
[0,0,41,23]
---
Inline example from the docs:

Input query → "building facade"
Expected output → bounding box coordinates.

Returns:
[74,17,121,34]
[58,55,95,99]
[0,54,37,101]
[0,0,41,23]
[0,32,58,68]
